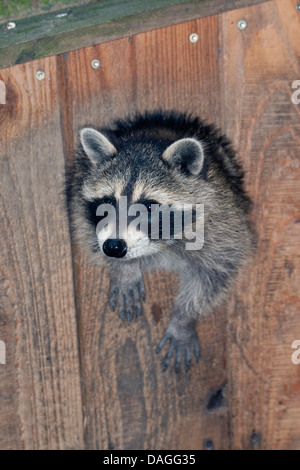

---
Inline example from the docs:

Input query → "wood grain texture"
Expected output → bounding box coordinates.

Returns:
[62,15,230,450]
[220,0,300,450]
[0,58,84,449]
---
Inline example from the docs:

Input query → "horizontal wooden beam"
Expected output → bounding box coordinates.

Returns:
[0,0,270,69]
[0,1,91,21]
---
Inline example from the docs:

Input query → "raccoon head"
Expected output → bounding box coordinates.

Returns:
[78,127,206,261]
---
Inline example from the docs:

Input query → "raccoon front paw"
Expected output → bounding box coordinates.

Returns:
[109,279,146,323]
[156,322,200,373]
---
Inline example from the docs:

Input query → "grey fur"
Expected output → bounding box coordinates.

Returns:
[67,111,253,373]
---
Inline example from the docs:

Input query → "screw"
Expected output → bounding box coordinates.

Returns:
[237,19,247,30]
[250,431,261,448]
[5,21,16,30]
[203,438,214,450]
[297,3,300,12]
[36,71,46,81]
[91,59,101,69]
[189,33,199,43]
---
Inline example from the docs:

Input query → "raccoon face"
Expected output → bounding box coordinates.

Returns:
[79,128,205,261]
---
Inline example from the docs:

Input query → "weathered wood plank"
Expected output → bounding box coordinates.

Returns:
[220,0,300,450]
[0,58,84,449]
[62,15,230,450]
[0,0,270,69]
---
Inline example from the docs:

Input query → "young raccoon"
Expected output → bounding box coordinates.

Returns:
[67,111,253,373]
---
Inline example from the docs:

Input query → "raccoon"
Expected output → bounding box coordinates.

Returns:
[67,111,253,373]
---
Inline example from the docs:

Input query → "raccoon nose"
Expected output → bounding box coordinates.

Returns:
[103,239,127,258]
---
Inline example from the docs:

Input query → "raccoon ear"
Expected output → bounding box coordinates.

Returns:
[162,138,204,175]
[80,128,117,164]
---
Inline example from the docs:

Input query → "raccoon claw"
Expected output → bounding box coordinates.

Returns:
[192,337,200,363]
[184,347,191,372]
[109,287,118,312]
[157,326,200,373]
[109,280,145,323]
[138,280,146,301]
[174,347,182,374]
[161,342,174,372]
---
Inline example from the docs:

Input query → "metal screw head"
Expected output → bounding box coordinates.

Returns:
[91,59,100,69]
[189,33,199,43]
[237,19,247,30]
[250,431,261,447]
[203,438,214,450]
[56,12,68,18]
[296,3,300,12]
[36,71,46,81]
[5,21,16,30]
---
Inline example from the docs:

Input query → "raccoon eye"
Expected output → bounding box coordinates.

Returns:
[144,200,158,212]
[101,196,115,206]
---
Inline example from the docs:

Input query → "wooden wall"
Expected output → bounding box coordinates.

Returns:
[0,0,299,450]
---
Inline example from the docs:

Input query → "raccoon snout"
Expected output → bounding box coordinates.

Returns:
[103,239,127,258]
